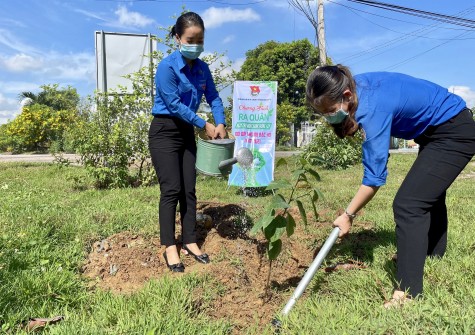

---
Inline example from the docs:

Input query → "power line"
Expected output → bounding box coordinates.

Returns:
[346,0,475,29]
[95,0,267,3]
[384,30,473,71]
[329,0,475,32]
[328,2,475,64]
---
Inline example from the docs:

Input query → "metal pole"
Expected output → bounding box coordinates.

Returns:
[148,33,154,100]
[100,30,107,93]
[281,227,340,316]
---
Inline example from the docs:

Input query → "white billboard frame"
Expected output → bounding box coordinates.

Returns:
[95,31,157,97]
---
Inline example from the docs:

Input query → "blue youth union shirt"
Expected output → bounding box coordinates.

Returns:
[152,50,225,128]
[354,72,466,187]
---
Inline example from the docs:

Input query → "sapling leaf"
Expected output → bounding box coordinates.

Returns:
[291,169,305,180]
[299,173,309,183]
[296,200,307,225]
[250,214,273,236]
[306,168,321,181]
[276,157,287,167]
[269,194,290,210]
[286,213,296,237]
[267,239,282,260]
[307,154,326,164]
[309,194,318,221]
[299,157,310,167]
[312,189,319,202]
[264,215,286,242]
[315,188,325,201]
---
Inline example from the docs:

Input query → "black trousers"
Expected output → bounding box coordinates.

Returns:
[148,116,197,247]
[393,108,475,297]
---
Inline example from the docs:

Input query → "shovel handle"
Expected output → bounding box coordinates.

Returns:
[281,227,340,316]
[218,157,238,170]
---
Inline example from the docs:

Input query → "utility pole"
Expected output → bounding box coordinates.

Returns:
[288,0,327,65]
[317,0,327,65]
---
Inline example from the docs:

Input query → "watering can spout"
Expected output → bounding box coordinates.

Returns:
[218,157,238,170]
[218,147,253,170]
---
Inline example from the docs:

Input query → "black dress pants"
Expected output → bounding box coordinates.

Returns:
[148,115,197,247]
[393,108,475,297]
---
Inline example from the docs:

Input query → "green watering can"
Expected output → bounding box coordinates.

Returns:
[196,131,253,176]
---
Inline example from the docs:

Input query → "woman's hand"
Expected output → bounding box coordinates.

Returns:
[214,124,226,139]
[204,122,216,139]
[333,213,352,238]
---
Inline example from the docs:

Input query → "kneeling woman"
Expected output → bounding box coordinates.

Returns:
[306,64,475,306]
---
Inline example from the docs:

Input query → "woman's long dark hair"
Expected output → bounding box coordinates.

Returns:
[306,64,360,139]
[169,12,205,38]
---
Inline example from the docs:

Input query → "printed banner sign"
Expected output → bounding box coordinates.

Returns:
[228,81,277,187]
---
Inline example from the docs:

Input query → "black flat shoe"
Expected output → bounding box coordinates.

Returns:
[163,252,185,272]
[183,244,210,264]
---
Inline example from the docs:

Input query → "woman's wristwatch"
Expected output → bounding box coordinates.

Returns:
[344,209,357,221]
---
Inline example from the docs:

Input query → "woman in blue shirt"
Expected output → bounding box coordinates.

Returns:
[306,64,475,307]
[149,12,226,272]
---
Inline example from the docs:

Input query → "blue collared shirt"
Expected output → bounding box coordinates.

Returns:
[354,72,466,187]
[152,50,225,128]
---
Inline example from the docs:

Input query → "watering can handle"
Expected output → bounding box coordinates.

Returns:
[218,157,238,170]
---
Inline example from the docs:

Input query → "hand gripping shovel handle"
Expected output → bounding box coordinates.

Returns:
[280,227,340,316]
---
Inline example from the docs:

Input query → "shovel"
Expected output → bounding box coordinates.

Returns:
[218,147,254,170]
[272,227,341,329]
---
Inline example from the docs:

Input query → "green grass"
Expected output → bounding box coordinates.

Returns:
[1,155,474,334]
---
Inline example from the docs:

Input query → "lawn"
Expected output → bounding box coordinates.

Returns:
[1,154,474,334]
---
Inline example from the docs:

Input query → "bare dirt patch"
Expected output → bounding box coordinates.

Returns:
[82,202,360,332]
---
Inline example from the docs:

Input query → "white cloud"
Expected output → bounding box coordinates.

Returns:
[0,81,42,95]
[74,8,106,22]
[449,86,475,108]
[1,53,43,72]
[1,51,95,82]
[114,5,155,28]
[0,93,20,125]
[0,18,27,28]
[222,35,235,44]
[74,6,155,30]
[0,28,38,54]
[201,7,260,29]
[41,52,96,82]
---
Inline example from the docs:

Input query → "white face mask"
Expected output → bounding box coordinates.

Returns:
[324,100,349,124]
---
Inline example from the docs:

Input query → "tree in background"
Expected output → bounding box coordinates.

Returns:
[236,39,322,144]
[0,85,80,153]
[18,84,80,111]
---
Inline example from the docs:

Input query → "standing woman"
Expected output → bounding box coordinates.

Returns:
[306,65,475,306]
[149,12,226,272]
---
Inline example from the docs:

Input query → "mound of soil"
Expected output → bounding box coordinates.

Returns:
[82,202,339,332]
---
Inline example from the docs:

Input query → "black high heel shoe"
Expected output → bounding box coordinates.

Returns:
[163,252,185,272]
[183,244,210,264]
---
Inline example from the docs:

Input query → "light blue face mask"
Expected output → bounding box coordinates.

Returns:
[179,43,204,60]
[324,100,349,125]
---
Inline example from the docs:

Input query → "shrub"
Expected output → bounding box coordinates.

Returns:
[0,123,11,152]
[302,122,363,170]
[4,105,77,153]
[67,92,155,189]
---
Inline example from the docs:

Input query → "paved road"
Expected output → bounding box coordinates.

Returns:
[0,151,304,164]
[0,149,416,164]
[0,153,79,163]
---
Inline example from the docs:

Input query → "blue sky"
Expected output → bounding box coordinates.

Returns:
[1,0,474,124]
